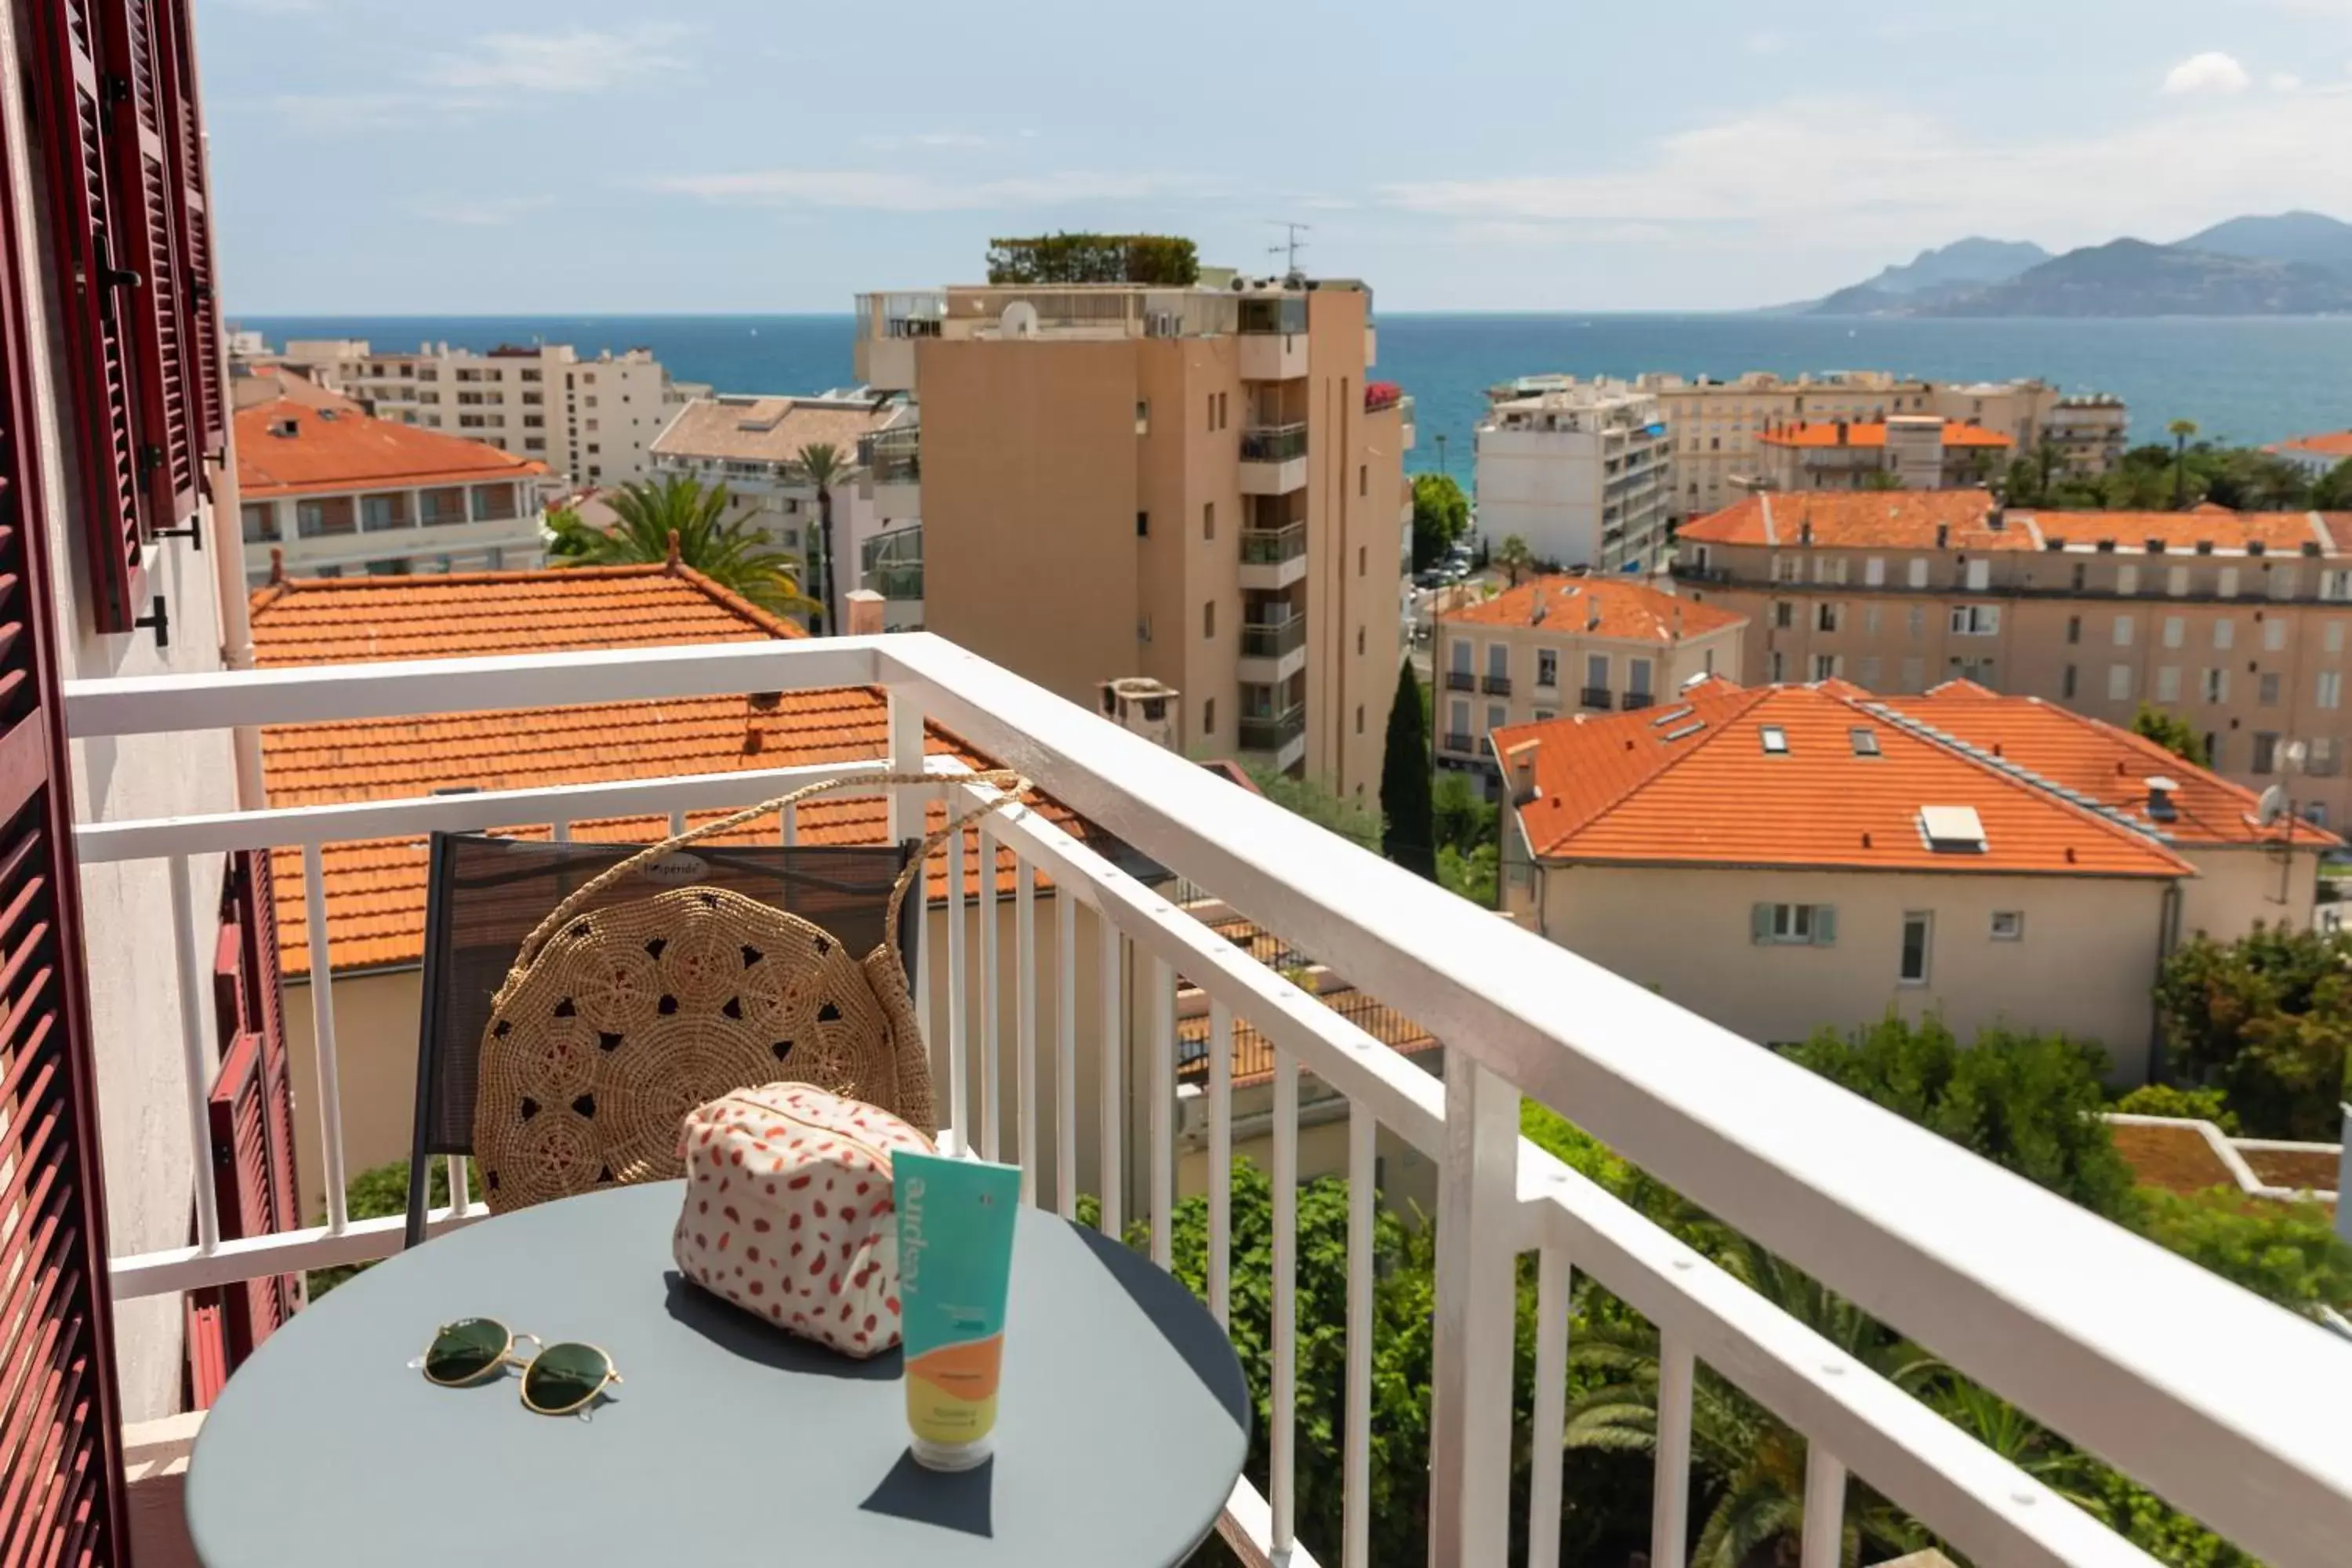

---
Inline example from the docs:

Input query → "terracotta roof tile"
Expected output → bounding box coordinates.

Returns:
[252,568,1119,976]
[2280,430,2352,460]
[1496,682,2194,877]
[1678,489,2347,557]
[1759,419,2011,449]
[236,398,547,499]
[1445,574,1746,641]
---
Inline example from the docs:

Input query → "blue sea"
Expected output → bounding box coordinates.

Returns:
[235,312,2352,476]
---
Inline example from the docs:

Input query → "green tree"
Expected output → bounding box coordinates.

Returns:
[2168,419,2199,510]
[2114,1082,2242,1133]
[549,475,818,615]
[2154,924,2352,1138]
[1784,1015,2139,1218]
[2314,458,2352,510]
[1411,473,1470,572]
[794,442,844,634]
[2134,1189,2352,1312]
[1246,764,1381,852]
[1432,769,1497,858]
[1380,659,1436,879]
[2201,448,2311,512]
[307,1158,476,1298]
[1859,466,1904,491]
[543,503,586,554]
[2130,702,2209,767]
[1496,533,1536,587]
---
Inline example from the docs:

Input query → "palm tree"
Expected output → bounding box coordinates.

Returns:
[1496,532,1535,587]
[2169,419,2199,510]
[549,474,817,616]
[795,442,844,635]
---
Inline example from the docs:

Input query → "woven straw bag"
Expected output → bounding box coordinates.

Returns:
[474,768,1025,1215]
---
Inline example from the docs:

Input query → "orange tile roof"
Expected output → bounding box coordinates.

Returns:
[2280,430,2352,460]
[652,396,895,464]
[1893,686,2339,851]
[1759,419,2012,450]
[1178,984,1438,1091]
[1495,682,2192,877]
[1444,574,1746,641]
[236,397,548,499]
[252,568,1125,976]
[1677,489,2347,557]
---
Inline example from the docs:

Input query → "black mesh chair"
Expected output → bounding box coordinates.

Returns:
[404,831,920,1247]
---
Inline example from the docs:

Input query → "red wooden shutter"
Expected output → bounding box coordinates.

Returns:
[152,0,223,463]
[99,0,200,527]
[199,851,299,1377]
[27,0,149,633]
[0,20,132,1557]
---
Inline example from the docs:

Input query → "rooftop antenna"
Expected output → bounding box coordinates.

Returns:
[1269,220,1311,281]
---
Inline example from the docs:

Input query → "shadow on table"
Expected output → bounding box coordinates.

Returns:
[862,1450,995,1538]
[661,1272,902,1381]
[1065,1222,1251,1433]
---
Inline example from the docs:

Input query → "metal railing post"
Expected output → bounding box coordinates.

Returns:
[1428,1054,1517,1566]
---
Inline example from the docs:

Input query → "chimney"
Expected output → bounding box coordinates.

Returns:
[1987,507,2005,532]
[270,415,299,438]
[1096,677,1182,750]
[2145,775,2180,822]
[1835,419,1849,445]
[1935,522,1950,549]
[269,546,285,585]
[844,588,885,637]
[1799,520,1813,547]
[1504,739,1541,806]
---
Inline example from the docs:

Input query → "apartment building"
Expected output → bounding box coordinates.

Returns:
[1516,370,2129,521]
[1434,575,1746,792]
[1671,489,2352,826]
[1473,380,1671,570]
[853,275,1406,795]
[1494,680,2337,1076]
[258,337,702,487]
[1755,416,2011,492]
[2274,430,2352,481]
[236,399,553,582]
[649,393,916,629]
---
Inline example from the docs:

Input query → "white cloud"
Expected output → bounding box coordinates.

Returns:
[411,194,556,227]
[1377,88,2352,259]
[2162,52,2250,96]
[654,169,1181,212]
[2270,72,2305,92]
[424,26,687,93]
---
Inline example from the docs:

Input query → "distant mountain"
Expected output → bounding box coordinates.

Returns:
[1802,219,2352,318]
[2175,211,2352,276]
[1930,238,2352,318]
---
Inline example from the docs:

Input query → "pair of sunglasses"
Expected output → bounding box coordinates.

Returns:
[420,1318,621,1416]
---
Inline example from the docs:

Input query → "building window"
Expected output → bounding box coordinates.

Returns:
[1900,656,1924,692]
[2252,732,2279,775]
[2107,664,2132,701]
[1137,512,1149,538]
[2161,615,2184,649]
[2066,615,2081,644]
[2259,671,2281,706]
[2328,620,2347,655]
[1203,601,1215,639]
[1949,604,2000,637]
[1907,558,1928,589]
[1769,650,1787,682]
[1990,910,2024,942]
[2061,663,2078,699]
[2320,670,2343,710]
[1907,604,1925,641]
[1358,546,1367,577]
[1359,465,1367,497]
[1356,705,1365,735]
[1449,698,1470,745]
[2265,618,2288,652]
[2323,569,2352,602]
[1774,601,1794,630]
[1485,703,1507,748]
[2213,618,2234,650]
[1865,556,1885,586]
[2310,737,2343,776]
[1218,392,1228,430]
[1753,902,1835,945]
[1202,502,1214,541]
[1817,602,1840,633]
[2219,567,2239,598]
[2273,566,2301,601]
[2113,615,2133,647]
[1899,911,1932,985]
[241,503,276,543]
[2202,667,2228,704]
[1859,655,1882,688]
[1537,649,1559,688]
[2155,666,2180,703]
[1136,399,1149,434]
[1811,654,1839,681]
[2206,733,2223,770]
[2167,565,2190,597]
[1207,394,1215,433]
[1357,626,1366,655]
[1585,652,1610,695]
[2118,564,2140,596]
[1203,699,1215,739]
[1863,604,1882,637]
[1965,559,1990,591]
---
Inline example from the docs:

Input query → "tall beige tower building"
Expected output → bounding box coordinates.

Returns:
[853,278,1409,799]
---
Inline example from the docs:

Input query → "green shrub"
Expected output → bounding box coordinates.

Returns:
[2154,924,2352,1139]
[983,233,1198,286]
[2114,1083,2242,1134]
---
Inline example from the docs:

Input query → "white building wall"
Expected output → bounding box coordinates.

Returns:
[2,0,242,1420]
[1475,426,1612,568]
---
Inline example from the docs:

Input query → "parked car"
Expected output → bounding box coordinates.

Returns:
[1413,568,1448,590]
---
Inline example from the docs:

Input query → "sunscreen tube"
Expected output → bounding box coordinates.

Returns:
[894,1152,1020,1471]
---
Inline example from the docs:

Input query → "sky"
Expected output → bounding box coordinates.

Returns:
[203,0,2352,314]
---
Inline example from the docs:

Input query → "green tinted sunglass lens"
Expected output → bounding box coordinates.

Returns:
[424,1318,508,1385]
[521,1343,611,1414]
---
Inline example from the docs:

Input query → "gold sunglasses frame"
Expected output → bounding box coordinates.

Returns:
[419,1319,624,1415]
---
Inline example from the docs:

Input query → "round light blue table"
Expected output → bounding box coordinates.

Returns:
[186,1181,1249,1566]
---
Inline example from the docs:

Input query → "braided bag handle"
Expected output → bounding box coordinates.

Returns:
[506,766,1031,984]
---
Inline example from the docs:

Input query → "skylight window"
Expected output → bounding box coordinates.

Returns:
[1760,726,1789,754]
[1649,705,1695,728]
[1849,728,1880,757]
[1661,722,1705,742]
[1918,804,1988,852]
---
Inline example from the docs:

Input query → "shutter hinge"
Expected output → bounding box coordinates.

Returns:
[155,515,204,551]
[100,72,130,107]
[132,593,169,649]
[92,238,141,293]
[138,441,165,477]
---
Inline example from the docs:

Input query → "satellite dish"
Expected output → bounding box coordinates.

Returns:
[999,300,1039,339]
[2256,784,2288,827]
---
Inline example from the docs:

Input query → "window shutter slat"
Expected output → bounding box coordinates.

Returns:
[154,0,223,460]
[28,0,148,632]
[0,5,134,1555]
[100,0,200,525]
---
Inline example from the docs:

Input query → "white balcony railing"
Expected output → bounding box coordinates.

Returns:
[64,633,2352,1568]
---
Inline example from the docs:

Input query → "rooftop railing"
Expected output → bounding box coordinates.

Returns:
[61,633,2352,1567]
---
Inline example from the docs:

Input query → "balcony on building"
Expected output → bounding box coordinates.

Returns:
[1238,295,1308,381]
[1481,673,1512,696]
[1236,605,1308,684]
[1240,422,1309,495]
[858,426,921,519]
[1236,677,1308,773]
[858,523,924,611]
[64,638,2352,1568]
[1237,499,1308,591]
[1580,684,1613,710]
[1446,669,1477,692]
